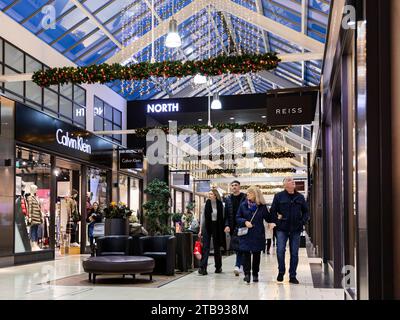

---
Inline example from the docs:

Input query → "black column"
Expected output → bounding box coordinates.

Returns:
[49,155,56,251]
[363,0,393,299]
[80,165,87,254]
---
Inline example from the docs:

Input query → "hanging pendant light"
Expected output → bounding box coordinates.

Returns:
[165,18,182,48]
[211,92,222,110]
[194,74,207,85]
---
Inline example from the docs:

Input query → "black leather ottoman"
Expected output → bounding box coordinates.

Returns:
[82,256,155,283]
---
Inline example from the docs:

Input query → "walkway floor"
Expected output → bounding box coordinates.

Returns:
[0,247,344,300]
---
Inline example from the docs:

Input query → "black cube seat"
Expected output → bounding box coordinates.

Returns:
[82,255,155,283]
[139,236,176,275]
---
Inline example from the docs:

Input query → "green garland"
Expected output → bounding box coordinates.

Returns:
[32,53,280,87]
[206,168,297,175]
[135,122,289,137]
[240,185,284,190]
[183,151,295,161]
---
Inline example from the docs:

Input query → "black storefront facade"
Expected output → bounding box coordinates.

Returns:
[0,96,115,266]
[127,89,318,183]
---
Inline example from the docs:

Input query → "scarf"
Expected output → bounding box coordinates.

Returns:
[247,200,258,212]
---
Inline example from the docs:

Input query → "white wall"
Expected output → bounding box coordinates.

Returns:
[0,11,127,147]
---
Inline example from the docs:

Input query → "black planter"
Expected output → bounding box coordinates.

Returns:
[176,232,193,271]
[105,218,129,236]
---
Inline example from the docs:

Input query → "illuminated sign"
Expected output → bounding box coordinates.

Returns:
[56,129,92,154]
[147,102,179,113]
[75,107,104,118]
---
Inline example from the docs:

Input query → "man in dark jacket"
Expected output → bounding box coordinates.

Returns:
[224,180,246,276]
[270,177,310,284]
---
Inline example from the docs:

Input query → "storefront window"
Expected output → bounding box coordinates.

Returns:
[119,175,128,205]
[15,147,52,253]
[175,190,183,213]
[87,168,108,210]
[130,178,140,216]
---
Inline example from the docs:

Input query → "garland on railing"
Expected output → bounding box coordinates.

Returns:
[206,168,297,175]
[32,53,280,87]
[134,122,290,137]
[240,185,284,190]
[183,151,295,161]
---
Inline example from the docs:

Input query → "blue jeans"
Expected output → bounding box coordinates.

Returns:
[30,224,39,242]
[235,251,242,268]
[276,230,301,278]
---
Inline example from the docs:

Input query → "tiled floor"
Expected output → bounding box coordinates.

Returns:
[0,248,344,300]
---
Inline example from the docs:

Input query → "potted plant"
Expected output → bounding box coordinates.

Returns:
[182,202,195,231]
[172,212,183,233]
[142,179,173,235]
[103,202,133,235]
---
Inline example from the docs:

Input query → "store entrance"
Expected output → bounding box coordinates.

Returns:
[54,158,81,256]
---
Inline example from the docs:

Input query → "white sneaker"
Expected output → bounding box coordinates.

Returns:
[239,266,244,274]
[234,266,240,276]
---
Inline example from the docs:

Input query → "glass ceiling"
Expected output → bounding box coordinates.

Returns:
[0,0,331,100]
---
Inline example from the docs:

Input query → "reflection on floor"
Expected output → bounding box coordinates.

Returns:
[0,247,344,300]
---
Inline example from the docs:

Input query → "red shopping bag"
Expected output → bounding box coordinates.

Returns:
[193,240,202,260]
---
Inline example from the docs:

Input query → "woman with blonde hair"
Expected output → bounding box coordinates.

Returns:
[198,189,226,275]
[236,186,274,283]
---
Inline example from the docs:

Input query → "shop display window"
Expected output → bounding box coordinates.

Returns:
[87,168,108,210]
[130,178,140,217]
[15,147,52,253]
[119,175,128,205]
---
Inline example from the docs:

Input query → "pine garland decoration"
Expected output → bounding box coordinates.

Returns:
[32,53,280,87]
[206,168,297,175]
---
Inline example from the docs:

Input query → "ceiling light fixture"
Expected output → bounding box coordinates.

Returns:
[194,74,207,85]
[261,115,266,119]
[211,92,222,110]
[165,18,182,48]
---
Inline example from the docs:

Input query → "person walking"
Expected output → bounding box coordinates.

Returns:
[87,202,102,256]
[224,180,246,276]
[263,220,274,254]
[236,187,273,283]
[198,189,226,275]
[270,176,310,284]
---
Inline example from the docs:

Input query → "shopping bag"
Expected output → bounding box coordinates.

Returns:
[92,222,105,238]
[193,240,202,260]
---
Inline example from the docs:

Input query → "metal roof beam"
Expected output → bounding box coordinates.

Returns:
[69,0,122,49]
[215,0,324,53]
[255,0,270,52]
[221,12,254,93]
[258,70,298,88]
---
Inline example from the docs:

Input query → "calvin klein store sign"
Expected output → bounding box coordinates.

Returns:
[119,153,143,169]
[56,129,92,154]
[15,103,113,168]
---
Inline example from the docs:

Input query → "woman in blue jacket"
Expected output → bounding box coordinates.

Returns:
[236,187,274,283]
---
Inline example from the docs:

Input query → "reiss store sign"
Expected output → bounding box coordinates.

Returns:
[147,102,179,113]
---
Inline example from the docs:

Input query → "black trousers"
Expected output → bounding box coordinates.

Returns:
[243,251,261,276]
[200,222,222,270]
[263,239,272,253]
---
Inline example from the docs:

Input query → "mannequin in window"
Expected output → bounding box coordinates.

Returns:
[27,184,43,251]
[66,189,80,247]
[15,181,31,251]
